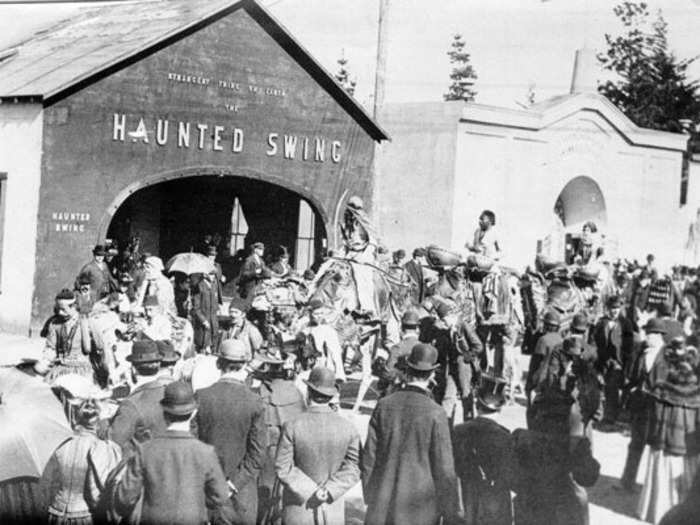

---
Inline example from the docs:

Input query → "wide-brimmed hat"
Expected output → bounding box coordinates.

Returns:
[218,339,250,362]
[161,381,197,416]
[156,340,180,364]
[406,343,439,371]
[303,366,338,397]
[126,340,161,364]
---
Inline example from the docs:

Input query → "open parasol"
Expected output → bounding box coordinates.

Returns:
[166,252,215,275]
[0,368,72,481]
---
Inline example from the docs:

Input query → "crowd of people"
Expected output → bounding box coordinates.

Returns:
[20,201,700,525]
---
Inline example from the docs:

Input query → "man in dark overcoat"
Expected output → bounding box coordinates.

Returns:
[275,367,361,525]
[195,339,266,525]
[593,295,635,424]
[361,343,462,525]
[109,340,169,455]
[76,244,113,302]
[115,381,233,525]
[192,272,220,353]
[512,428,600,525]
[453,374,515,525]
[238,242,271,300]
[404,248,426,303]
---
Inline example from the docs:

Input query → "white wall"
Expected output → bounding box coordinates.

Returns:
[0,103,43,335]
[455,110,686,271]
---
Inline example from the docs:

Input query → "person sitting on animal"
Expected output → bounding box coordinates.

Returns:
[466,209,503,263]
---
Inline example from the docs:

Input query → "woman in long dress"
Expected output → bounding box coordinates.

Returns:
[637,338,700,523]
[43,388,121,525]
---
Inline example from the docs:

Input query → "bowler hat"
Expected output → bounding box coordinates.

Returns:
[406,343,439,371]
[563,337,583,357]
[543,310,561,327]
[126,340,161,364]
[303,366,338,397]
[156,340,180,364]
[92,245,106,256]
[401,309,420,327]
[644,318,667,334]
[218,339,250,362]
[413,247,426,258]
[476,373,507,412]
[161,381,197,416]
[570,313,589,332]
[606,295,623,308]
[252,242,264,250]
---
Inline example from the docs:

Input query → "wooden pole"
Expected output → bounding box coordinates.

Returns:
[371,0,390,235]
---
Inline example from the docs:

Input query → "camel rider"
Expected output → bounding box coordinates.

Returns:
[338,196,379,317]
[466,210,503,263]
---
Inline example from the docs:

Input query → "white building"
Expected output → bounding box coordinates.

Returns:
[378,90,697,271]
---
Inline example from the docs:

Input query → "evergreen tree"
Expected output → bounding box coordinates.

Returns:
[598,1,700,132]
[444,34,478,102]
[335,50,357,96]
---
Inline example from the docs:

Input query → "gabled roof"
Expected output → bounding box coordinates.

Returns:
[461,92,687,152]
[0,0,388,141]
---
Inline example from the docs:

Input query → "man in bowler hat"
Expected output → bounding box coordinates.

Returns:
[362,343,462,525]
[115,381,233,525]
[238,242,271,299]
[109,340,169,454]
[195,339,266,525]
[275,367,360,525]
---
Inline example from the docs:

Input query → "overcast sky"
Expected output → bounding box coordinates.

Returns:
[1,0,700,109]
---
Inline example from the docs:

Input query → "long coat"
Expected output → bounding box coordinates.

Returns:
[453,417,515,525]
[195,377,266,525]
[361,385,461,525]
[592,314,635,371]
[238,254,270,299]
[108,378,169,454]
[193,277,219,350]
[275,405,361,525]
[115,429,233,525]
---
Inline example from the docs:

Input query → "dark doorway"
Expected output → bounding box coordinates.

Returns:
[107,175,326,272]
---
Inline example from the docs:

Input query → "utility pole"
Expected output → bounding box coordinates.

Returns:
[371,0,390,234]
[373,0,390,119]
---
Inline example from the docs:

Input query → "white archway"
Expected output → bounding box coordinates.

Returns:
[555,175,607,231]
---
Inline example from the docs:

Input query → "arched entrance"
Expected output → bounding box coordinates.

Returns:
[551,175,607,263]
[555,175,607,230]
[106,175,326,275]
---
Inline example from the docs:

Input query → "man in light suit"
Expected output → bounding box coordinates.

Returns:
[275,367,360,525]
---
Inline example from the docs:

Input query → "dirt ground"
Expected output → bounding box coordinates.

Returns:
[337,370,650,525]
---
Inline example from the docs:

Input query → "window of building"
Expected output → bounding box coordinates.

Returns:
[230,197,248,255]
[295,199,315,271]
